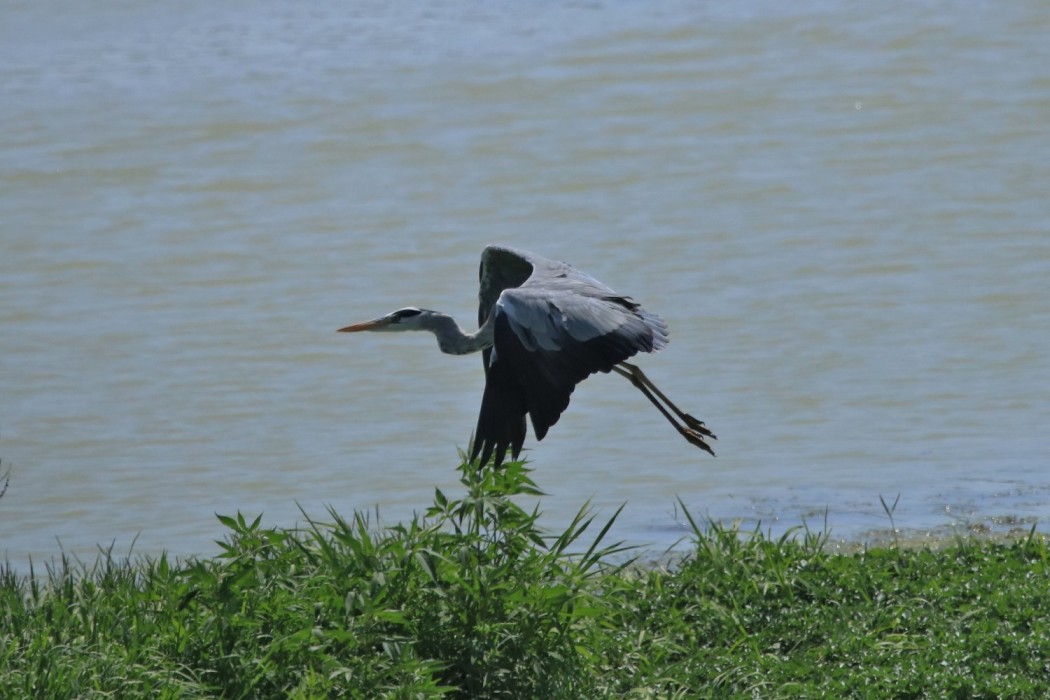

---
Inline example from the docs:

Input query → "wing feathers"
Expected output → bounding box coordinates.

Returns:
[471,285,668,467]
[470,246,669,468]
[471,349,528,467]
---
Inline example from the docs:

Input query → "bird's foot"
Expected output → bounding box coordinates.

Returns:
[681,412,716,439]
[681,426,717,456]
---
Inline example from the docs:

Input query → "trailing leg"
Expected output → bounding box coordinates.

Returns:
[612,362,716,456]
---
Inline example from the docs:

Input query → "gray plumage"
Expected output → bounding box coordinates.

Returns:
[338,245,715,467]
[474,246,668,466]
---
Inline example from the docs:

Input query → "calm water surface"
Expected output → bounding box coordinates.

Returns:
[2,0,1048,568]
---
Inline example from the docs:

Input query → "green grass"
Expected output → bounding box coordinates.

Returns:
[3,459,1049,699]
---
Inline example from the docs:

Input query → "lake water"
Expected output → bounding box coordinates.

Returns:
[2,0,1048,569]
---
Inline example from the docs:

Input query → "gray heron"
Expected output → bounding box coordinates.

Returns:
[338,245,715,467]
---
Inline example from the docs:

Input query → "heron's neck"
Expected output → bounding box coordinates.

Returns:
[424,312,494,355]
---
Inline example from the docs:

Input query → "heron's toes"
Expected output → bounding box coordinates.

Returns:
[682,413,716,438]
[681,427,717,456]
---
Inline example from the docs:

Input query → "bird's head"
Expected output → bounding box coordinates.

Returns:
[337,307,431,333]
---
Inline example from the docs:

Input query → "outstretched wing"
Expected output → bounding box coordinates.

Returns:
[471,247,536,467]
[477,246,535,328]
[471,249,668,467]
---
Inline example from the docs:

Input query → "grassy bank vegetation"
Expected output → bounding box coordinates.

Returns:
[3,460,1049,698]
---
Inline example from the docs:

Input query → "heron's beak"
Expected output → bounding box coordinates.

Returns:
[337,318,390,332]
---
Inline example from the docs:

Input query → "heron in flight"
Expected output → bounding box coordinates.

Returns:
[338,245,715,467]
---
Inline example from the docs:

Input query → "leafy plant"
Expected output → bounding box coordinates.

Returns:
[2,459,1049,699]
